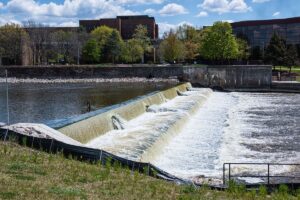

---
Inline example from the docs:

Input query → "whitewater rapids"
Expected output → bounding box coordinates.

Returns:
[86,88,212,162]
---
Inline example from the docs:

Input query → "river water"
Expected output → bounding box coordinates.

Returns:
[152,92,300,183]
[0,82,174,124]
[1,83,299,184]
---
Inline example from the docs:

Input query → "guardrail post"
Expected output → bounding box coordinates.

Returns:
[223,163,226,185]
[267,164,270,185]
[229,163,231,182]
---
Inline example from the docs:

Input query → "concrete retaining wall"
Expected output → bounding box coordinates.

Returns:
[0,65,272,89]
[183,65,272,89]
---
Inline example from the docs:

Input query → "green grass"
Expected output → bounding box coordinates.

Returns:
[274,66,300,74]
[0,141,299,200]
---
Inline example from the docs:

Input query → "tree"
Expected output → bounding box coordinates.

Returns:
[250,46,262,61]
[50,30,77,64]
[122,39,144,63]
[176,24,202,63]
[264,33,287,68]
[91,26,114,62]
[159,31,185,63]
[23,21,52,65]
[132,25,151,63]
[74,27,89,65]
[82,39,100,64]
[0,24,29,65]
[285,44,298,74]
[199,22,239,63]
[236,38,250,61]
[105,30,124,63]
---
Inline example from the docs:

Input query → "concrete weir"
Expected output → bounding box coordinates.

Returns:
[40,82,212,162]
[52,83,191,142]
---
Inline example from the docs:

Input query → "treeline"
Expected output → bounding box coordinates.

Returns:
[0,22,152,65]
[81,25,151,64]
[160,21,299,68]
[159,22,250,64]
[0,21,299,66]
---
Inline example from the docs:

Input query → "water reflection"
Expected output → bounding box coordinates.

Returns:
[0,82,174,124]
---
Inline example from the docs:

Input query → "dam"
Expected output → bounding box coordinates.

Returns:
[0,81,299,186]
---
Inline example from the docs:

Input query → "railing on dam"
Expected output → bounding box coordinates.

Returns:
[223,163,300,186]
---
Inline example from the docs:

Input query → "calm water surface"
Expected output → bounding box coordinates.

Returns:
[0,82,175,124]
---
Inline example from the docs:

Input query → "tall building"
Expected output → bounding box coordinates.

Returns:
[80,15,159,40]
[231,17,300,50]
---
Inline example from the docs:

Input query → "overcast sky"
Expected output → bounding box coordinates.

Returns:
[0,0,299,35]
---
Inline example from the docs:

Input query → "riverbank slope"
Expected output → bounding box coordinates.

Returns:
[0,141,299,199]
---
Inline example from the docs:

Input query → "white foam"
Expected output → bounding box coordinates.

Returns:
[152,92,300,183]
[86,89,212,162]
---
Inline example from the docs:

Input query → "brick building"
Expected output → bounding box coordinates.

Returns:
[80,15,159,40]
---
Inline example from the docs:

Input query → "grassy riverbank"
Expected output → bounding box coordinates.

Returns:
[274,66,300,73]
[0,141,299,200]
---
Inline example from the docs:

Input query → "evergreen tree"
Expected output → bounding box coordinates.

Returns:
[285,44,298,74]
[250,46,262,61]
[264,33,287,67]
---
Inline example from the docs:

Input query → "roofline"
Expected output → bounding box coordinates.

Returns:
[24,27,79,29]
[231,16,300,28]
[79,15,155,22]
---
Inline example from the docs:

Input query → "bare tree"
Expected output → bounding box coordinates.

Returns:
[23,21,51,65]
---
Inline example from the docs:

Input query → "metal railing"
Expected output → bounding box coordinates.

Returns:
[223,163,300,186]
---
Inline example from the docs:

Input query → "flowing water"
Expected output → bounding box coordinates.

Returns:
[87,89,212,162]
[0,82,175,124]
[86,89,299,183]
[152,92,300,183]
[1,81,299,184]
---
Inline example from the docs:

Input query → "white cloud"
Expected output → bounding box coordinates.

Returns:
[272,11,280,17]
[252,0,271,3]
[222,19,234,23]
[57,21,79,27]
[116,0,164,4]
[144,8,156,15]
[159,3,188,16]
[6,0,139,18]
[196,11,208,17]
[1,0,164,26]
[198,0,251,14]
[158,21,193,36]
[0,14,21,26]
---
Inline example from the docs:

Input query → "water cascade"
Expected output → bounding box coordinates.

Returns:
[87,88,212,162]
[56,83,192,143]
[112,115,127,130]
